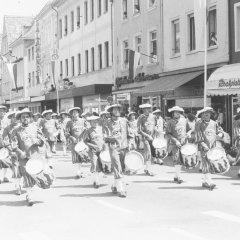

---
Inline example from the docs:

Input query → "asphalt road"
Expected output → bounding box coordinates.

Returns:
[1,146,240,240]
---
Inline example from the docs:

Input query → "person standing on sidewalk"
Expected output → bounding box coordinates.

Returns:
[166,106,192,184]
[59,112,70,156]
[104,104,128,198]
[65,107,87,179]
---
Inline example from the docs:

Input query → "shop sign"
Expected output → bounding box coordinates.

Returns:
[218,79,240,89]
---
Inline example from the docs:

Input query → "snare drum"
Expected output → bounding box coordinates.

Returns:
[152,138,168,159]
[207,147,230,174]
[125,151,144,172]
[0,147,12,168]
[99,150,111,165]
[74,141,89,155]
[26,155,54,189]
[180,143,198,168]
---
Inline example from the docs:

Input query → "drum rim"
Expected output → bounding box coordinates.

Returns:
[26,159,44,175]
[75,142,88,151]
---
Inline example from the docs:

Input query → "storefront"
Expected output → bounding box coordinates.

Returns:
[60,98,74,112]
[82,94,108,113]
[207,63,240,135]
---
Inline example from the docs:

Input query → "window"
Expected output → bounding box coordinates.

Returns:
[71,11,74,32]
[65,59,68,76]
[98,0,102,17]
[84,1,88,24]
[104,41,109,67]
[235,3,240,51]
[85,50,89,73]
[78,53,81,75]
[28,73,31,87]
[134,0,140,15]
[104,0,108,13]
[90,0,94,21]
[60,61,63,76]
[36,75,40,85]
[149,0,156,8]
[28,49,31,61]
[77,6,80,28]
[59,19,63,38]
[91,47,95,71]
[64,15,68,36]
[98,44,102,69]
[71,56,75,76]
[135,35,141,52]
[122,40,129,69]
[208,8,217,47]
[172,19,180,55]
[188,14,196,51]
[32,72,35,86]
[149,30,157,63]
[32,46,34,60]
[122,0,127,20]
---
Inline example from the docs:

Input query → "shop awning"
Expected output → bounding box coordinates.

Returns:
[134,71,203,97]
[207,63,240,96]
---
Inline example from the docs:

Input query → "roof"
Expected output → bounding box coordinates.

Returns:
[3,16,33,45]
[134,71,203,97]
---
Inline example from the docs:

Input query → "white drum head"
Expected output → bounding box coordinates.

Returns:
[26,159,44,175]
[125,151,144,171]
[181,144,197,156]
[207,147,225,161]
[0,148,9,160]
[100,150,111,164]
[75,141,89,152]
[152,138,167,149]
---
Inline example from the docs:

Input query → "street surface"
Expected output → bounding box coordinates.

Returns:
[1,145,240,240]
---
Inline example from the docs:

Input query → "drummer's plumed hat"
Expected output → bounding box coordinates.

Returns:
[51,113,58,117]
[152,109,162,114]
[106,104,122,112]
[33,112,41,117]
[128,111,136,117]
[7,111,17,119]
[59,111,68,116]
[68,107,81,115]
[87,116,100,121]
[0,105,7,111]
[16,108,33,120]
[199,107,214,115]
[42,109,53,117]
[168,106,184,113]
[99,111,108,117]
[139,103,152,109]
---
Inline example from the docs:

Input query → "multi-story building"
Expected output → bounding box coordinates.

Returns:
[112,0,162,112]
[0,16,33,107]
[51,0,113,113]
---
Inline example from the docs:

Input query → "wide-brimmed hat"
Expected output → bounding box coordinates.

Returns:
[51,113,58,117]
[128,111,137,117]
[68,107,81,115]
[106,104,122,112]
[139,103,152,109]
[168,106,184,113]
[199,107,214,116]
[0,105,7,111]
[33,112,41,117]
[81,111,91,117]
[42,109,53,116]
[16,108,33,120]
[7,111,17,119]
[59,111,68,116]
[99,111,108,117]
[87,116,100,121]
[152,109,162,114]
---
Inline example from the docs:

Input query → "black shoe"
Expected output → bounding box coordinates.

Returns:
[75,175,81,179]
[199,169,203,173]
[209,184,216,191]
[52,151,56,154]
[202,182,210,189]
[177,178,183,184]
[26,196,34,207]
[238,173,240,178]
[16,187,22,196]
[111,186,118,194]
[3,177,9,183]
[145,170,154,176]
[174,177,178,182]
[93,182,100,189]
[119,191,127,198]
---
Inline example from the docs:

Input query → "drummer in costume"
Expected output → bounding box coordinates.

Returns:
[65,107,87,179]
[104,104,128,198]
[11,109,45,206]
[137,104,158,176]
[99,111,109,127]
[0,105,11,183]
[2,111,21,194]
[81,111,91,129]
[33,112,42,127]
[152,109,165,165]
[51,113,59,153]
[127,112,139,150]
[83,116,105,188]
[166,106,192,184]
[59,111,70,156]
[195,107,225,190]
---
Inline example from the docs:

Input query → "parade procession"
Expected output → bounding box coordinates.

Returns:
[2,0,240,239]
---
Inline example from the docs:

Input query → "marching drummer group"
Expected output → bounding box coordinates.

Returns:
[0,102,237,206]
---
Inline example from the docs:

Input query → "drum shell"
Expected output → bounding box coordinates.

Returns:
[181,144,198,168]
[99,150,112,165]
[125,151,144,171]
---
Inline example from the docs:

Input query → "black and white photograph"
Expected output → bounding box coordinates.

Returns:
[0,0,240,239]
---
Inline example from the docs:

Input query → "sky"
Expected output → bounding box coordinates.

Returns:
[0,0,50,33]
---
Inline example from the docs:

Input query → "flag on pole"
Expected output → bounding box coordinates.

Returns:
[194,0,207,51]
[129,50,141,79]
[6,63,18,92]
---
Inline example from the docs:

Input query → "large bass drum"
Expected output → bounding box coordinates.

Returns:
[26,155,54,189]
[152,137,168,159]
[125,151,144,172]
[180,143,198,168]
[207,147,230,174]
